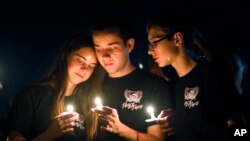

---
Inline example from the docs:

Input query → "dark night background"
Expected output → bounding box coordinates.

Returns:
[1,0,250,124]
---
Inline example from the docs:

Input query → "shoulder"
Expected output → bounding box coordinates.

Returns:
[14,84,55,101]
[198,61,230,76]
[133,69,170,89]
[135,69,168,83]
[20,84,54,94]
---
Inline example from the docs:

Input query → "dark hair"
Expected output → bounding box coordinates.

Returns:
[146,9,194,50]
[90,12,133,42]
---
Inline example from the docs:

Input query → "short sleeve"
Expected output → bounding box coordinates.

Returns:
[7,87,35,137]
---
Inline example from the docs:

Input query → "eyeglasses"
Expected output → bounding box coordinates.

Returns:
[148,34,172,49]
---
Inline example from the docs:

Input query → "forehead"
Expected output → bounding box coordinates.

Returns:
[92,32,124,46]
[72,47,96,60]
[93,32,122,40]
[148,26,166,40]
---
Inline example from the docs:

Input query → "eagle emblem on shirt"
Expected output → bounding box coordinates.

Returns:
[122,89,143,111]
[184,87,199,109]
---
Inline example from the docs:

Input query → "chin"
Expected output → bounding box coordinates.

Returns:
[159,63,169,68]
[75,79,86,85]
[158,63,164,67]
[104,68,116,74]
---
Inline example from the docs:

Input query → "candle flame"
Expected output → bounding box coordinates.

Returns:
[147,106,154,114]
[95,97,103,110]
[67,104,74,112]
[95,97,102,106]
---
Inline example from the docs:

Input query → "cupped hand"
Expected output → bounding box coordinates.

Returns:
[45,112,79,140]
[157,109,175,136]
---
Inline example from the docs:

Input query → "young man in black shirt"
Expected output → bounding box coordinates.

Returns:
[91,13,172,141]
[146,9,239,141]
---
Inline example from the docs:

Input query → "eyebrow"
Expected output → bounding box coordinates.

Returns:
[151,35,165,40]
[75,53,97,65]
[107,41,120,46]
[94,41,120,48]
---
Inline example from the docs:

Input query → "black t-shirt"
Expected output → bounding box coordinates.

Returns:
[170,62,238,141]
[95,69,172,141]
[7,84,85,141]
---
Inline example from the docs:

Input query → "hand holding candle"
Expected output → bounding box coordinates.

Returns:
[91,97,112,115]
[91,97,103,111]
[145,105,160,122]
[52,104,80,134]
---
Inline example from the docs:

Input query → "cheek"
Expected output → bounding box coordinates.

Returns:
[68,62,79,71]
[85,70,94,79]
[156,46,169,57]
[159,44,176,57]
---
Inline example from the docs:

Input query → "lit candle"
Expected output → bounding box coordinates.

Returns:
[147,106,156,119]
[145,105,159,122]
[91,97,103,112]
[95,97,103,110]
[67,104,74,112]
[54,104,75,118]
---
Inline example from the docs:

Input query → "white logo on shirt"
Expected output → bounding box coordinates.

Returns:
[122,89,143,111]
[184,87,199,109]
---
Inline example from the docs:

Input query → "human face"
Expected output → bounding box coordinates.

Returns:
[93,32,132,77]
[67,47,97,85]
[147,26,177,67]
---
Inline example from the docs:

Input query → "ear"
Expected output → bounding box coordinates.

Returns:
[173,32,184,47]
[126,38,135,53]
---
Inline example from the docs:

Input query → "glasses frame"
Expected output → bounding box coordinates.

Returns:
[148,34,173,49]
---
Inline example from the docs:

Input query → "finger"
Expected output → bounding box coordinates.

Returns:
[157,111,164,118]
[158,109,173,118]
[62,121,75,130]
[156,117,167,124]
[93,109,111,116]
[55,112,79,120]
[63,127,74,133]
[100,126,113,133]
[106,114,115,123]
[98,116,109,127]
[162,109,173,116]
[101,106,113,115]
[159,123,167,129]
[59,115,79,128]
[162,127,174,134]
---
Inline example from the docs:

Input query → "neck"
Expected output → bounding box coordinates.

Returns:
[65,82,76,96]
[109,60,136,78]
[172,54,197,77]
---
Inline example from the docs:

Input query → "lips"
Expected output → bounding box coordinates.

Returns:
[153,57,158,62]
[103,62,113,67]
[75,72,84,78]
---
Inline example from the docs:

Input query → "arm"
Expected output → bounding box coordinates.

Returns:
[8,131,26,141]
[118,124,165,141]
[8,130,53,141]
[8,112,79,141]
[95,107,165,141]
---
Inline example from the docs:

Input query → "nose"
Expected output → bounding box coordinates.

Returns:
[80,63,88,70]
[102,50,111,58]
[148,48,154,55]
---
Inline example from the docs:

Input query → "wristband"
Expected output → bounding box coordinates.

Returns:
[136,131,139,141]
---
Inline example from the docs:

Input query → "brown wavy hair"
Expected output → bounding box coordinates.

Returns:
[39,33,105,141]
